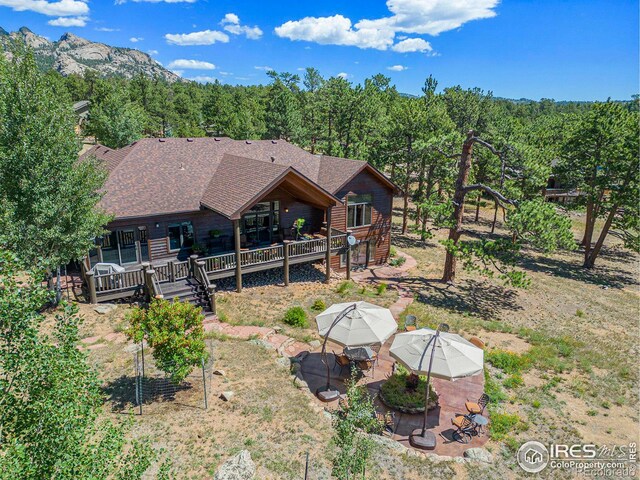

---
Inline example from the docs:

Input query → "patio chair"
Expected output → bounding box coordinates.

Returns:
[465,393,490,415]
[469,336,485,349]
[357,359,375,377]
[451,415,477,444]
[375,411,395,437]
[333,351,351,375]
[405,315,417,332]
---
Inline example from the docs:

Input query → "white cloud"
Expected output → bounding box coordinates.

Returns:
[254,65,273,71]
[0,0,89,16]
[167,59,215,70]
[48,15,88,26]
[387,64,408,71]
[337,72,349,79]
[219,71,232,76]
[95,26,119,32]
[129,37,143,43]
[148,49,158,55]
[189,75,217,83]
[391,38,432,53]
[116,0,195,3]
[275,0,497,52]
[220,12,263,39]
[165,29,229,46]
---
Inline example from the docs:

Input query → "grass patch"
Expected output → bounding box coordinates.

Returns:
[283,306,308,328]
[489,412,527,441]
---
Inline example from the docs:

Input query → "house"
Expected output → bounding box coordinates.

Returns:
[81,137,397,302]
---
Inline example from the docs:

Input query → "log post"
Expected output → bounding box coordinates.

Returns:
[168,260,176,283]
[96,245,104,263]
[345,230,353,280]
[135,240,142,263]
[233,219,242,292]
[144,268,156,301]
[325,208,332,283]
[189,254,199,278]
[86,271,97,304]
[207,284,217,314]
[283,240,291,286]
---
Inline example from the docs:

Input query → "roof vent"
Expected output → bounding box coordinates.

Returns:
[159,138,166,142]
[270,156,276,163]
[245,140,252,144]
[271,140,278,144]
[187,138,194,142]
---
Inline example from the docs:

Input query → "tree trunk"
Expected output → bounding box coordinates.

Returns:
[474,195,481,222]
[442,132,475,283]
[415,156,427,228]
[491,200,499,233]
[401,137,413,235]
[584,203,618,268]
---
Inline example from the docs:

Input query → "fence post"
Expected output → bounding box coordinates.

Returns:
[202,358,208,410]
[135,240,142,264]
[144,269,157,301]
[283,240,291,286]
[189,254,199,278]
[168,260,176,283]
[96,245,104,263]
[207,284,217,314]
[86,271,98,304]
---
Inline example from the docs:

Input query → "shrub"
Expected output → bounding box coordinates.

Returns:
[332,373,383,478]
[376,283,387,295]
[389,246,397,257]
[336,281,353,294]
[380,365,437,411]
[576,309,585,318]
[389,255,406,267]
[283,306,307,328]
[311,299,326,312]
[489,412,523,440]
[126,298,208,384]
[486,349,530,374]
[503,374,524,389]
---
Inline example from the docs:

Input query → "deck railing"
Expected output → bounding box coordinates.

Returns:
[94,269,144,293]
[88,234,346,299]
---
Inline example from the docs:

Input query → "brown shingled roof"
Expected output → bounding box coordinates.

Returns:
[88,137,395,220]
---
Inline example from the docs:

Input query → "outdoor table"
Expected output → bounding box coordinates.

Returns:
[469,414,489,434]
[343,346,375,362]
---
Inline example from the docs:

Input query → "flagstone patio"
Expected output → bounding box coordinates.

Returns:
[296,338,488,457]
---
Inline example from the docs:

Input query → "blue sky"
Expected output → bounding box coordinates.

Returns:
[1,0,638,100]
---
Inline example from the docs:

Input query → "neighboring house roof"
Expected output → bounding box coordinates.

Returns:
[80,137,396,220]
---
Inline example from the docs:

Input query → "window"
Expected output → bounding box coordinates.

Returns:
[168,222,194,251]
[347,194,373,228]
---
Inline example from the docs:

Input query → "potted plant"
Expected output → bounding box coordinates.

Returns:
[292,218,305,240]
[209,229,221,238]
[192,243,206,255]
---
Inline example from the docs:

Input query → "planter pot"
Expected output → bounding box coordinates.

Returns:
[378,386,439,414]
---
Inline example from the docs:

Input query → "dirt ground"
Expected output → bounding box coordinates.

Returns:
[76,199,639,479]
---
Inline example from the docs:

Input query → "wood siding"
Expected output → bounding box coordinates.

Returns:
[329,169,393,271]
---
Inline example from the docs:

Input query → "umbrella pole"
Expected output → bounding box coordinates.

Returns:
[421,330,439,435]
[316,304,357,402]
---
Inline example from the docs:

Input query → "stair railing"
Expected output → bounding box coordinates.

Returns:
[194,260,216,315]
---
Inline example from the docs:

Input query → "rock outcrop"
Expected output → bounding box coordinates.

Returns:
[0,26,180,82]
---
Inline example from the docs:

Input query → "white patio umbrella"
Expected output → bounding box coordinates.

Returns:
[316,301,398,347]
[314,301,397,401]
[389,325,484,449]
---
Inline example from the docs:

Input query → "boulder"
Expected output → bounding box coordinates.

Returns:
[213,369,226,377]
[463,447,493,463]
[308,340,321,349]
[94,304,116,315]
[213,450,255,480]
[220,391,234,402]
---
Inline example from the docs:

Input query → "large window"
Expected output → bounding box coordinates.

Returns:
[241,201,280,246]
[168,222,194,251]
[347,194,373,228]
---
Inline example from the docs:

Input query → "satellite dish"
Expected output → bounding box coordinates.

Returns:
[347,235,357,246]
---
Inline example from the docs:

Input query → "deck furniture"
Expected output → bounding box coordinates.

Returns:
[469,413,489,434]
[465,393,490,415]
[469,336,485,349]
[343,345,375,362]
[333,351,351,375]
[451,415,477,444]
[357,359,375,377]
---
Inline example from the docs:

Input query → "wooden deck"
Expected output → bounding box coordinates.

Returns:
[85,234,347,303]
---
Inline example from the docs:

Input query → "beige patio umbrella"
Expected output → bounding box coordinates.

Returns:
[389,324,484,450]
[315,301,397,401]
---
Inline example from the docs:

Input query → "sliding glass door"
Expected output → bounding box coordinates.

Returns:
[241,201,280,247]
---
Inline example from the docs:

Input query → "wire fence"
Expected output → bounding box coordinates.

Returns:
[129,340,215,414]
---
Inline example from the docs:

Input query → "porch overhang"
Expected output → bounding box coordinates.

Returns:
[200,154,340,220]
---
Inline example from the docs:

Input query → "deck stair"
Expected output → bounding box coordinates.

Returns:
[160,278,211,313]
